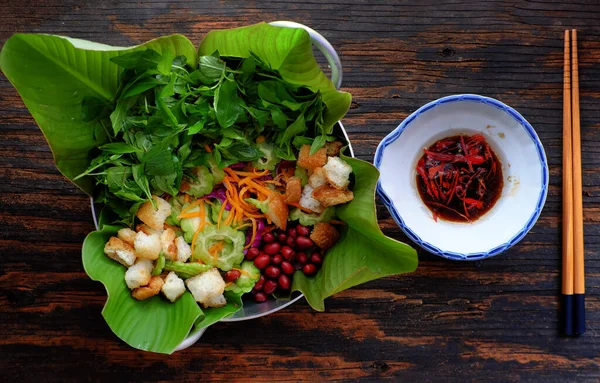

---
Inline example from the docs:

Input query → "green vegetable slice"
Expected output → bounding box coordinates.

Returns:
[226,261,261,294]
[180,201,212,243]
[164,260,212,279]
[152,252,166,276]
[289,207,335,226]
[191,225,245,271]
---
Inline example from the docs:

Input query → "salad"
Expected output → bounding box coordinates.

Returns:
[0,23,418,353]
[83,47,357,306]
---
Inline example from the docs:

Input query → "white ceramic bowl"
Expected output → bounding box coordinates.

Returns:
[374,94,549,261]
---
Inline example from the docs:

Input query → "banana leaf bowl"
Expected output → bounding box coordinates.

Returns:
[0,21,418,353]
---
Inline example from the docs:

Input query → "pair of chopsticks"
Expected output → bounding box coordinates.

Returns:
[562,29,585,336]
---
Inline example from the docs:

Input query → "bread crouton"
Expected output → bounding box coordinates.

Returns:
[267,192,289,230]
[117,228,137,246]
[310,222,340,250]
[204,294,227,308]
[160,228,177,260]
[297,144,327,171]
[284,176,302,204]
[136,223,162,236]
[104,236,136,267]
[322,156,352,189]
[308,167,327,188]
[325,141,344,157]
[132,275,164,300]
[134,231,162,260]
[312,185,354,207]
[125,259,154,289]
[161,272,186,302]
[175,236,192,263]
[185,268,226,308]
[136,195,171,230]
[299,185,323,213]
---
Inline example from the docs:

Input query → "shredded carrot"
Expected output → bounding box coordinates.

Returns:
[183,194,191,203]
[217,197,227,228]
[239,178,273,197]
[180,198,205,216]
[231,169,269,178]
[288,202,315,214]
[191,202,208,253]
[243,218,257,249]
[225,281,233,288]
[204,144,212,153]
[256,135,265,144]
[232,267,259,279]
[208,241,225,264]
[223,168,241,183]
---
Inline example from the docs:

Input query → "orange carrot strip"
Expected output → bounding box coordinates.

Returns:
[204,144,212,153]
[244,218,257,250]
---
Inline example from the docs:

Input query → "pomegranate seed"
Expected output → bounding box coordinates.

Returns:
[296,236,314,249]
[286,236,295,247]
[272,254,283,265]
[281,261,295,275]
[254,254,271,269]
[287,228,297,238]
[278,274,291,290]
[296,224,310,237]
[263,242,281,255]
[263,232,275,243]
[224,270,241,282]
[246,247,260,260]
[302,263,317,276]
[281,246,295,261]
[254,292,268,302]
[265,265,281,278]
[254,275,265,291]
[278,233,288,243]
[296,252,308,264]
[263,280,278,295]
[310,253,322,265]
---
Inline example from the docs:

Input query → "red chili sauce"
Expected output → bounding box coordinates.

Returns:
[415,134,503,223]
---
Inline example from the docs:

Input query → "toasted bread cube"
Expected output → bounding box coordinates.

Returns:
[136,223,162,236]
[185,268,226,308]
[134,231,162,260]
[297,145,327,171]
[125,259,153,289]
[175,236,192,262]
[160,228,177,260]
[136,195,171,230]
[323,156,352,189]
[267,192,289,230]
[132,275,164,300]
[117,228,137,246]
[308,167,327,188]
[161,272,186,302]
[312,185,354,207]
[299,185,324,213]
[325,141,344,157]
[104,236,136,267]
[204,294,227,308]
[284,176,302,204]
[175,236,192,263]
[310,222,340,250]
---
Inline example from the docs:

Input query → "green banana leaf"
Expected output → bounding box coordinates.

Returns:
[0,34,198,194]
[82,225,203,353]
[198,22,352,132]
[0,23,417,354]
[292,156,418,310]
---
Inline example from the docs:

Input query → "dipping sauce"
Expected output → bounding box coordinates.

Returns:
[415,134,503,223]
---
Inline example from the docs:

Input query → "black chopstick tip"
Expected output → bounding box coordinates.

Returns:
[574,294,586,335]
[563,294,574,336]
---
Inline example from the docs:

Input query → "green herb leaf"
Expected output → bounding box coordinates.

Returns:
[214,78,242,128]
[110,49,163,71]
[199,55,226,83]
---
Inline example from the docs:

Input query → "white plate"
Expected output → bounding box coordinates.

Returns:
[374,94,549,261]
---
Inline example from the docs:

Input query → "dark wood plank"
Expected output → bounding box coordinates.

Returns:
[1,1,600,381]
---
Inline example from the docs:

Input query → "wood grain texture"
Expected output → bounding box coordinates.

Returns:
[1,1,600,381]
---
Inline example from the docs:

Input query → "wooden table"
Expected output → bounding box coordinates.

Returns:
[2,1,599,381]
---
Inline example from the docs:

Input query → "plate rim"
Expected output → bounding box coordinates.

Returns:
[373,94,549,261]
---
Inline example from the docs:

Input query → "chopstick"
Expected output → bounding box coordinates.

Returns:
[571,29,586,336]
[562,29,585,336]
